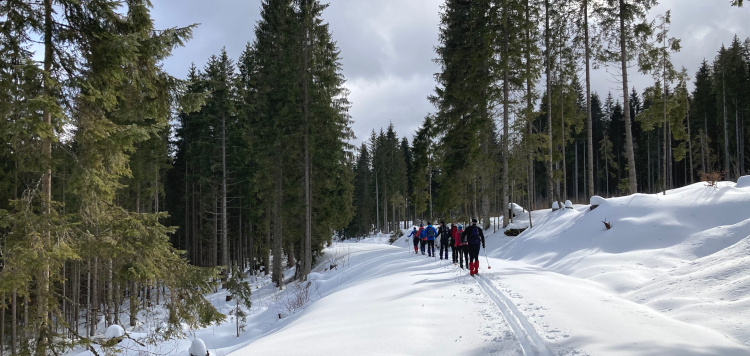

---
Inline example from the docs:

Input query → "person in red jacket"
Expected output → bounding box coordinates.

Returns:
[450,223,460,264]
[457,224,468,269]
[414,224,424,254]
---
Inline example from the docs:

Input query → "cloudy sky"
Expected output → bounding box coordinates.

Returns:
[151,0,748,146]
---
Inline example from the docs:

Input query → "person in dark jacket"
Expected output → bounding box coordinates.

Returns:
[461,218,485,276]
[408,227,420,254]
[438,221,450,260]
[416,224,425,254]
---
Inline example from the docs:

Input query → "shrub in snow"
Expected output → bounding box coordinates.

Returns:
[226,266,253,337]
[104,324,125,338]
[552,201,560,211]
[737,175,750,188]
[700,170,724,187]
[189,338,208,356]
[564,200,573,209]
[504,227,527,236]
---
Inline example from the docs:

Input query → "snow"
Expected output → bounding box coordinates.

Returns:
[737,175,750,188]
[104,324,125,338]
[189,338,207,356]
[590,195,606,206]
[68,181,750,355]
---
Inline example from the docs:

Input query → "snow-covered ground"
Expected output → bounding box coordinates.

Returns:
[72,180,750,355]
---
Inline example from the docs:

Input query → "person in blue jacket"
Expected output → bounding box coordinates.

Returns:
[424,222,437,257]
[419,224,427,255]
[408,226,420,254]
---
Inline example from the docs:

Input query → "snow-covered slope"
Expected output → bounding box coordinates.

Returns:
[69,180,750,356]
[494,181,750,348]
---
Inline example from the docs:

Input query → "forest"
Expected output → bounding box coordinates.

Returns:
[0,0,747,354]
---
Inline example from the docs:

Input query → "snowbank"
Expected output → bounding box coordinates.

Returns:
[495,182,750,345]
[189,338,207,356]
[104,325,124,338]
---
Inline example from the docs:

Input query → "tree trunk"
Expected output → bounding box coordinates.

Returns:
[221,112,229,274]
[114,279,120,325]
[722,63,730,179]
[106,259,113,327]
[272,170,283,288]
[37,2,54,353]
[585,0,595,199]
[735,106,740,178]
[91,257,98,336]
[383,190,388,232]
[619,0,638,194]
[502,22,510,228]
[663,73,668,195]
[574,143,585,202]
[1,293,4,356]
[687,95,693,183]
[192,183,199,265]
[545,0,554,205]
[213,194,218,267]
[11,292,16,355]
[560,37,567,201]
[73,263,79,336]
[129,281,137,327]
[525,0,535,211]
[86,262,91,336]
[263,201,276,276]
[375,174,379,232]
[648,133,652,192]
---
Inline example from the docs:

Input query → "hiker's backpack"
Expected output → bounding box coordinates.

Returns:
[468,226,481,245]
[426,226,436,238]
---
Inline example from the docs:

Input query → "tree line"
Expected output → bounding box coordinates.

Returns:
[165,0,353,287]
[0,0,746,353]
[342,0,748,238]
[0,0,352,353]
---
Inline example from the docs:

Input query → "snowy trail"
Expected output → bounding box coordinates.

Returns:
[474,273,553,356]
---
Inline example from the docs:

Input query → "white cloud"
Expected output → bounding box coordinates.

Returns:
[151,0,748,146]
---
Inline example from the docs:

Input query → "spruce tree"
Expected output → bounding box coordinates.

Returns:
[596,0,657,193]
[637,11,681,193]
[431,0,496,220]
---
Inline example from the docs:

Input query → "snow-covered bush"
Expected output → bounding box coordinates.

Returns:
[564,200,573,209]
[189,338,208,356]
[590,195,605,210]
[281,281,317,315]
[104,324,125,338]
[552,201,560,211]
[737,175,750,188]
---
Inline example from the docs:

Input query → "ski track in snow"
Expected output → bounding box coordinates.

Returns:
[474,274,553,356]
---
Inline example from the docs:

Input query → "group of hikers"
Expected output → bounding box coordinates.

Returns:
[407,219,486,276]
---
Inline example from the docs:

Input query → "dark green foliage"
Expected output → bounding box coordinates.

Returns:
[166,0,354,287]
[226,266,253,337]
[0,1,224,353]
